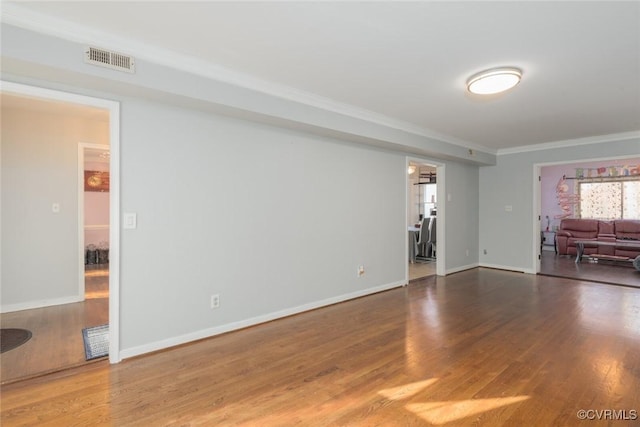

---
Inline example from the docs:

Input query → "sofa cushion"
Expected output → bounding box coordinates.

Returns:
[558,219,600,240]
[560,218,599,233]
[614,220,640,240]
[598,220,615,235]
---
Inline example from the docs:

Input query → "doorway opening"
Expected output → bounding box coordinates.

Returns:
[81,145,110,301]
[534,155,640,288]
[407,160,442,281]
[0,81,120,383]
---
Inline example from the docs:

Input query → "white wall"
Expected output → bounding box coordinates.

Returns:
[1,106,109,311]
[479,138,640,273]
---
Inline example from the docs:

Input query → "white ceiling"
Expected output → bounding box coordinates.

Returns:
[3,1,640,153]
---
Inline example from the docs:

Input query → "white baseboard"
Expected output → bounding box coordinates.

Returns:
[479,262,535,275]
[118,280,406,361]
[445,263,479,275]
[1,295,84,313]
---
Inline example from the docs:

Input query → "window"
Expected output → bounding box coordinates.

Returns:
[421,183,437,217]
[578,178,640,219]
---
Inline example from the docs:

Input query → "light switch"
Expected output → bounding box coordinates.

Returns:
[123,212,137,229]
[52,203,60,213]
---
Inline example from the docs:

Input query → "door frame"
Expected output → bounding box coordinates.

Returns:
[1,80,122,364]
[406,156,446,278]
[533,164,542,273]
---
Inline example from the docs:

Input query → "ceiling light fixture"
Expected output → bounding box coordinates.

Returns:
[467,67,522,95]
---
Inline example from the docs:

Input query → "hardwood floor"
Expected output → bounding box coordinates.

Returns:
[2,268,639,426]
[409,260,436,281]
[540,250,640,288]
[0,267,109,384]
[0,262,441,386]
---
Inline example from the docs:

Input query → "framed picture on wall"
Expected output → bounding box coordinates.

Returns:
[84,171,110,192]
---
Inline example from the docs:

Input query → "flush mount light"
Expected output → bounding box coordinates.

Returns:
[467,67,522,95]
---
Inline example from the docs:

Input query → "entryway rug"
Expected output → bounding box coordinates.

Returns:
[0,328,32,353]
[82,324,109,360]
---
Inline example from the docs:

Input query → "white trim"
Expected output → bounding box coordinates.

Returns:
[78,145,85,301]
[497,131,640,156]
[108,101,121,364]
[533,165,542,274]
[1,295,83,314]
[436,164,445,276]
[478,263,534,275]
[119,280,406,360]
[446,263,480,275]
[78,143,110,301]
[1,80,122,364]
[405,159,410,284]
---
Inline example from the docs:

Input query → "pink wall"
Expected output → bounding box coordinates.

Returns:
[85,192,109,225]
[84,160,109,248]
[541,157,640,230]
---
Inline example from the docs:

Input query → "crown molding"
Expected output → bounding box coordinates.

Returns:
[497,131,640,156]
[1,3,496,156]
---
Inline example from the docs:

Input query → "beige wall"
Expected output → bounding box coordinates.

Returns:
[1,101,109,311]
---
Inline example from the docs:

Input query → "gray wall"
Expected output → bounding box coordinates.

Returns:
[1,23,483,358]
[479,138,640,272]
[1,105,109,310]
[118,99,411,349]
[443,161,480,271]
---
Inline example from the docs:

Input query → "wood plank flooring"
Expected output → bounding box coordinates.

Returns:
[2,268,639,426]
[408,260,436,281]
[0,263,435,385]
[540,251,640,288]
[0,268,109,384]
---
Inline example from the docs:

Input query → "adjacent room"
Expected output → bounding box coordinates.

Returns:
[539,158,640,288]
[1,2,639,425]
[407,162,439,280]
[0,94,111,383]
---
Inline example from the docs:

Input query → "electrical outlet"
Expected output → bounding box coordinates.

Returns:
[466,249,469,257]
[211,294,220,309]
[357,265,365,277]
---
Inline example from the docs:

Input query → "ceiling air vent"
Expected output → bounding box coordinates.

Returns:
[85,46,135,73]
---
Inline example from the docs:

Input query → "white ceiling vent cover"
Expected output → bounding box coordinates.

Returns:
[85,46,135,73]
